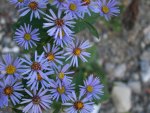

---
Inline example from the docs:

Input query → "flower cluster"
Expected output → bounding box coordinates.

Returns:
[0,0,120,112]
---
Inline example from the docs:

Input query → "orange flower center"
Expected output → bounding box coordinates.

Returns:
[73,48,81,56]
[82,0,90,5]
[58,30,65,37]
[28,2,38,10]
[46,53,55,61]
[37,73,42,81]
[31,62,41,70]
[74,101,84,110]
[4,86,13,96]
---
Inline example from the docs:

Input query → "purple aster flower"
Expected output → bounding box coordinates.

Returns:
[21,51,54,82]
[54,30,74,47]
[80,0,98,16]
[51,0,66,8]
[63,0,85,19]
[19,0,48,21]
[21,88,51,113]
[9,0,28,8]
[55,64,74,82]
[80,74,104,100]
[63,92,94,113]
[43,43,65,68]
[50,80,74,103]
[0,54,23,82]
[0,79,23,108]
[27,72,52,91]
[97,0,120,21]
[43,9,75,39]
[0,88,5,108]
[14,23,40,50]
[64,39,91,67]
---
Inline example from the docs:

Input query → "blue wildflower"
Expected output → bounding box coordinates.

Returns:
[50,80,74,103]
[43,43,65,68]
[19,0,48,21]
[21,88,52,113]
[21,51,54,82]
[0,79,23,108]
[14,23,40,50]
[51,0,66,8]
[9,0,28,8]
[65,39,91,67]
[43,9,75,39]
[63,92,94,113]
[97,0,120,21]
[0,54,23,82]
[55,64,74,83]
[63,0,85,19]
[80,74,104,100]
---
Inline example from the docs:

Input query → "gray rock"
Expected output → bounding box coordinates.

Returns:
[113,64,127,79]
[140,60,150,83]
[0,18,6,25]
[105,63,115,73]
[143,25,150,45]
[140,50,150,83]
[2,47,11,53]
[112,82,132,113]
[128,81,141,94]
[12,46,20,53]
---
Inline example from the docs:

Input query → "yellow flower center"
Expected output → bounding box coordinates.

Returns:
[55,19,64,27]
[18,0,24,3]
[69,3,77,11]
[28,1,38,10]
[82,0,90,5]
[6,65,16,75]
[59,0,64,2]
[58,30,65,37]
[4,86,13,96]
[73,48,81,56]
[58,72,65,80]
[32,96,41,104]
[46,53,55,61]
[37,73,42,81]
[57,87,65,94]
[102,6,109,14]
[86,85,93,93]
[74,101,84,110]
[24,33,31,41]
[31,62,41,71]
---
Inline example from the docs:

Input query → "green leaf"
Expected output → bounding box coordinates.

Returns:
[52,102,62,113]
[84,21,100,39]
[73,69,84,95]
[74,13,100,33]
[12,108,22,113]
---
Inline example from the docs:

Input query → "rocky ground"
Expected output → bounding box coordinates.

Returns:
[0,0,150,113]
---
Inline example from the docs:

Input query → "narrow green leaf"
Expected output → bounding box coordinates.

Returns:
[52,102,61,113]
[12,108,22,113]
[84,21,100,39]
[74,13,100,33]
